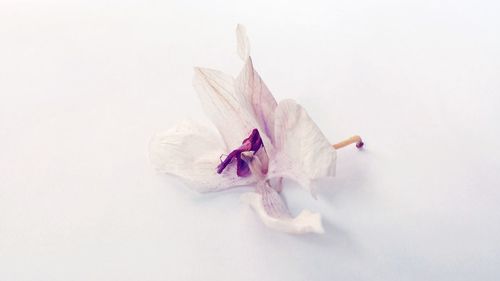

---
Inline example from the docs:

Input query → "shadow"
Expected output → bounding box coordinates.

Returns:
[302,218,361,254]
[319,148,374,205]
[242,215,362,258]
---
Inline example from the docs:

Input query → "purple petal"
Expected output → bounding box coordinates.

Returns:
[217,129,264,176]
[236,158,250,177]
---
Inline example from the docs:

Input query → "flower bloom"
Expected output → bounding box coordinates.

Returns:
[150,25,361,234]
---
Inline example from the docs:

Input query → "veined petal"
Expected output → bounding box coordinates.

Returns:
[149,120,256,192]
[236,57,277,148]
[269,99,337,194]
[193,67,257,149]
[241,183,324,234]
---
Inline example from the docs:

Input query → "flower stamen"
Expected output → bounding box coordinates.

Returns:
[332,135,364,150]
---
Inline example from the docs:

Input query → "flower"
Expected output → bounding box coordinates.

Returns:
[149,25,363,234]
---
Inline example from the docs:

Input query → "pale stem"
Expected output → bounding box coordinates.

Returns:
[332,135,364,150]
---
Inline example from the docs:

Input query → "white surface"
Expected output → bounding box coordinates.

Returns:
[1,0,500,280]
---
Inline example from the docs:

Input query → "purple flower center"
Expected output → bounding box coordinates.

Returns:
[217,129,263,177]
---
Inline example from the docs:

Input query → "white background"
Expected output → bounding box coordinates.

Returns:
[1,0,500,280]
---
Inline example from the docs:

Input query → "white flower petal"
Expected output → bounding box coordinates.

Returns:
[149,120,256,192]
[193,67,258,149]
[269,99,337,193]
[241,188,324,234]
[236,57,277,149]
[236,24,250,60]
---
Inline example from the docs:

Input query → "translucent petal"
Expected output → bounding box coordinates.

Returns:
[235,58,278,148]
[269,99,337,193]
[257,181,291,219]
[193,67,257,149]
[149,120,256,192]
[236,24,250,60]
[241,185,324,234]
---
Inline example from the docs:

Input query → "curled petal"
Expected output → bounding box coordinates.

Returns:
[269,99,337,194]
[241,184,324,234]
[193,67,257,149]
[149,120,256,192]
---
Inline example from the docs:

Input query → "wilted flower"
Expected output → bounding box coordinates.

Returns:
[150,25,363,234]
